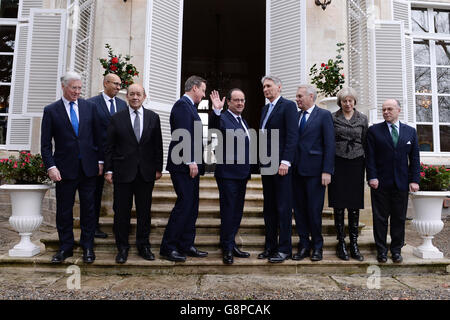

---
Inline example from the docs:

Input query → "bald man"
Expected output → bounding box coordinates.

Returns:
[104,84,163,263]
[87,74,128,238]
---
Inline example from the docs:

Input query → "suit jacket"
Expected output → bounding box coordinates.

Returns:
[366,121,420,191]
[104,107,163,183]
[209,109,251,180]
[41,98,102,179]
[259,96,298,169]
[293,105,335,176]
[87,94,127,148]
[166,95,205,175]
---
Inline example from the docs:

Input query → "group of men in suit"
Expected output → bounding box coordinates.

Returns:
[41,71,419,265]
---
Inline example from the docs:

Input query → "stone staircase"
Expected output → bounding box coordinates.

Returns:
[0,174,449,275]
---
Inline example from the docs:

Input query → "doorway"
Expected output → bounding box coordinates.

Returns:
[181,0,266,131]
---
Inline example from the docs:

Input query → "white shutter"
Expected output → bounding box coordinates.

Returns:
[404,35,415,124]
[9,24,29,115]
[392,0,411,34]
[144,0,184,171]
[372,21,407,121]
[23,9,67,116]
[347,0,374,112]
[266,0,306,101]
[18,0,43,21]
[6,116,32,150]
[69,0,96,98]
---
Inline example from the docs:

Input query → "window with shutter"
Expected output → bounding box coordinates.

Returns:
[266,0,306,101]
[144,0,184,169]
[18,0,43,21]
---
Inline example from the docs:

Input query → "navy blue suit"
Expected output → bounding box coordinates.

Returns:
[292,105,335,251]
[366,121,420,255]
[160,95,205,255]
[259,96,298,255]
[87,94,127,230]
[41,98,102,251]
[209,109,251,251]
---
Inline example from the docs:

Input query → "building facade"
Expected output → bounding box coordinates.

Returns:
[0,0,449,166]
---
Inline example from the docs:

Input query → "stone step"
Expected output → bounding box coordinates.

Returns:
[76,217,365,236]
[1,245,448,275]
[40,231,378,254]
[153,181,263,194]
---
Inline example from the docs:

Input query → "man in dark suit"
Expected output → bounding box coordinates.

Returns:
[258,75,299,263]
[160,75,208,262]
[41,72,103,264]
[292,84,335,262]
[366,99,420,263]
[87,73,127,239]
[104,84,163,264]
[209,88,252,265]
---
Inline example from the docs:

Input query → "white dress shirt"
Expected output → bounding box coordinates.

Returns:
[102,92,117,113]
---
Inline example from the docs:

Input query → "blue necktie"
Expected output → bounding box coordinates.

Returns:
[262,103,274,130]
[109,99,116,115]
[298,110,307,134]
[69,101,79,136]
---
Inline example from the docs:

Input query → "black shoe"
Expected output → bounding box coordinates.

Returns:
[138,246,155,261]
[258,249,274,259]
[292,247,311,261]
[94,229,108,239]
[392,253,403,263]
[310,249,323,261]
[51,249,73,264]
[223,251,233,265]
[233,247,250,258]
[83,248,96,264]
[184,246,208,258]
[268,252,291,263]
[349,241,364,261]
[377,252,388,263]
[160,250,186,262]
[115,248,129,264]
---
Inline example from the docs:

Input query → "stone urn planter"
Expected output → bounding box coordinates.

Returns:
[319,96,339,113]
[410,191,449,259]
[0,184,51,257]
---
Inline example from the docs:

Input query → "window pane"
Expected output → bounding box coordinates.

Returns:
[437,68,450,94]
[417,125,434,151]
[0,55,13,82]
[0,85,10,113]
[439,96,450,123]
[414,40,430,65]
[434,9,450,34]
[0,26,15,52]
[415,67,431,92]
[440,125,450,152]
[412,8,430,33]
[416,95,433,122]
[0,0,19,19]
[435,41,450,65]
[0,116,6,145]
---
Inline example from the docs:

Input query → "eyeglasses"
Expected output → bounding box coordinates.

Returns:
[230,98,245,103]
[107,81,122,87]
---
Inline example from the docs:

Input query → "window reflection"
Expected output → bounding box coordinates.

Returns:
[439,126,450,152]
[417,125,434,152]
[439,96,450,123]
[416,95,433,122]
[435,41,450,65]
[0,0,19,19]
[412,8,429,33]
[415,67,431,92]
[434,9,450,34]
[0,55,13,82]
[437,67,450,94]
[414,40,430,65]
[0,116,6,145]
[0,85,10,113]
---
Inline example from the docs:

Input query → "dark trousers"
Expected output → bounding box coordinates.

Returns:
[55,166,96,251]
[370,187,409,255]
[292,173,325,250]
[94,174,105,229]
[216,177,247,252]
[160,172,200,254]
[261,172,293,254]
[113,172,155,250]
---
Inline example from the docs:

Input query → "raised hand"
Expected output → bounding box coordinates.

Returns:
[210,90,225,110]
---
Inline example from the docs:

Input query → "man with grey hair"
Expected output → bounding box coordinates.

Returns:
[87,73,127,239]
[292,84,335,262]
[258,75,299,263]
[41,71,103,264]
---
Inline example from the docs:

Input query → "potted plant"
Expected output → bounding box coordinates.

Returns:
[0,151,51,257]
[99,43,139,100]
[309,42,345,113]
[410,163,449,259]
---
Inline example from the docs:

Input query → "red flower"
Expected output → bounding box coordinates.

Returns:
[321,63,326,67]
[110,65,118,72]
[420,172,425,178]
[325,66,329,70]
[111,57,119,64]
[13,162,17,169]
[342,74,345,78]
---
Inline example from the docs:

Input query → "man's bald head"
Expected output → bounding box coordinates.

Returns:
[103,73,122,98]
[382,99,401,124]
